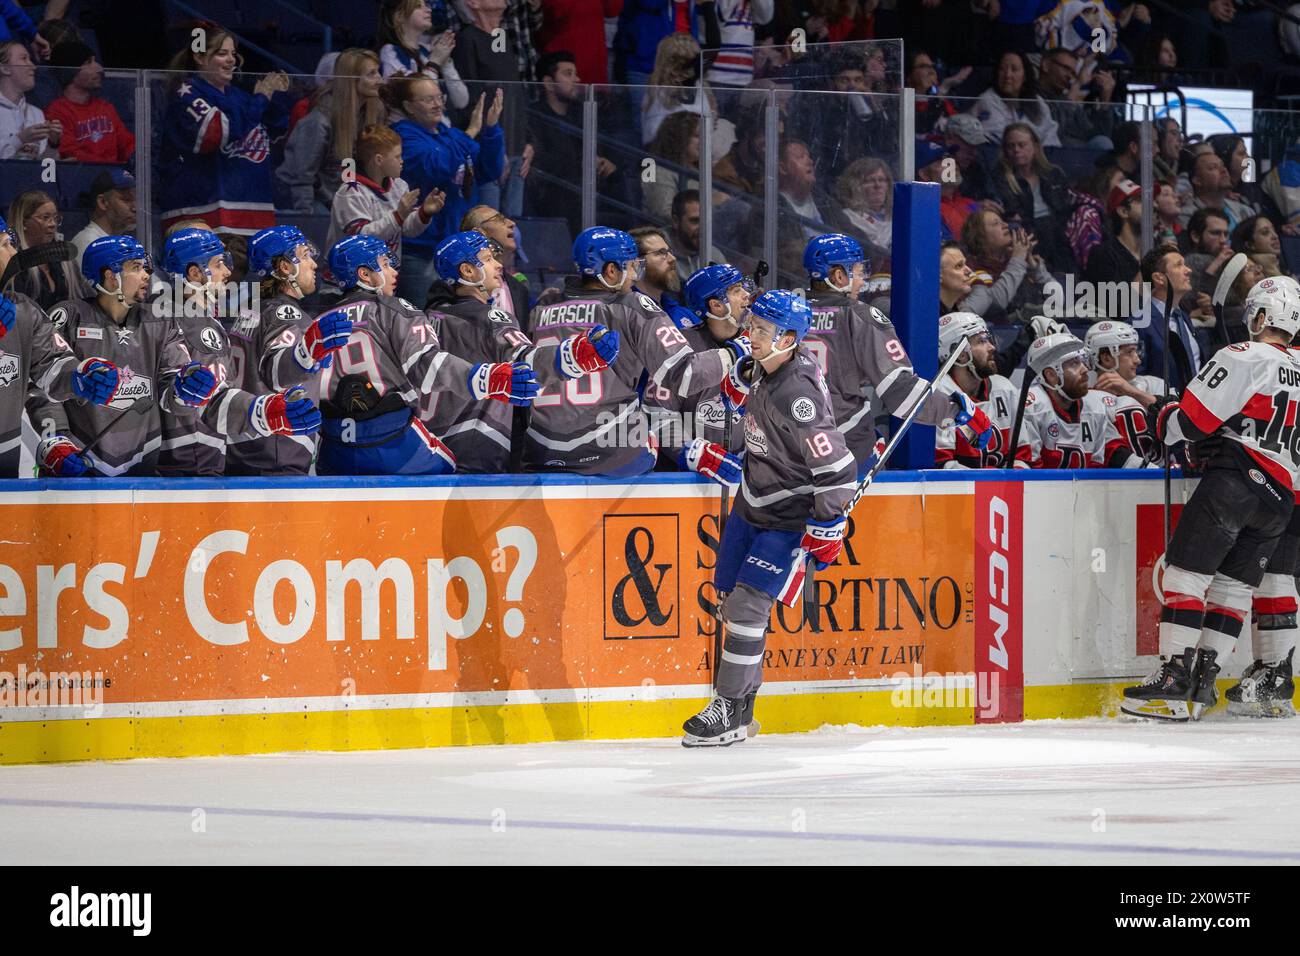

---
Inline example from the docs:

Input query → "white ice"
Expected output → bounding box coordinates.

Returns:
[2,716,1299,865]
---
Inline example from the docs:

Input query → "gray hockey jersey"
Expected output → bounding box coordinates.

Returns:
[0,293,78,477]
[222,292,319,475]
[642,322,743,463]
[805,290,959,465]
[736,349,857,531]
[525,280,731,475]
[51,297,197,477]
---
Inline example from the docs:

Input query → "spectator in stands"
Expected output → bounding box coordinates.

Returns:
[278,48,386,214]
[0,1,49,59]
[527,50,616,236]
[1104,121,1146,182]
[1184,206,1232,281]
[712,103,769,197]
[613,0,687,92]
[972,50,1060,147]
[1065,164,1120,271]
[538,0,622,86]
[1179,150,1255,233]
[1085,178,1143,285]
[641,33,709,147]
[1155,117,1182,184]
[644,111,701,223]
[43,41,134,164]
[943,114,994,202]
[325,124,445,271]
[449,0,544,82]
[835,157,892,263]
[70,167,136,267]
[960,205,1053,326]
[699,0,774,87]
[939,240,973,314]
[773,138,836,246]
[1153,180,1182,247]
[1211,133,1281,224]
[670,188,721,285]
[1135,244,1202,392]
[377,0,469,115]
[914,138,976,244]
[453,0,531,218]
[0,41,60,159]
[792,47,895,182]
[1137,32,1185,89]
[907,47,964,137]
[1262,142,1300,237]
[629,225,692,326]
[386,75,506,302]
[1036,47,1115,149]
[1231,214,1292,279]
[6,190,85,310]
[158,25,290,236]
[463,203,530,322]
[994,121,1076,274]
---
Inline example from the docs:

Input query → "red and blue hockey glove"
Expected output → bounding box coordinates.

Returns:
[38,436,89,477]
[175,362,220,407]
[469,361,538,406]
[250,388,321,436]
[801,515,847,571]
[679,437,742,489]
[557,324,620,378]
[71,357,120,406]
[950,390,994,450]
[295,308,352,372]
[720,355,754,416]
[723,334,751,365]
[0,294,15,340]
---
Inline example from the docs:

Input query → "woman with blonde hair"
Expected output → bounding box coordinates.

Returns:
[993,121,1076,273]
[642,33,709,146]
[834,157,893,258]
[277,48,388,213]
[5,191,87,310]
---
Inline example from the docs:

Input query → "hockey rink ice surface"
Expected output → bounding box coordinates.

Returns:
[3,717,1300,865]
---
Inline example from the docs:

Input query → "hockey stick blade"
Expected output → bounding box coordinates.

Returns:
[0,241,77,292]
[79,396,154,461]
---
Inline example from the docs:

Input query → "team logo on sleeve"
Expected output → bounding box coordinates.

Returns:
[275,305,302,324]
[868,306,891,326]
[397,297,418,312]
[1229,343,1250,353]
[0,352,18,388]
[637,294,661,314]
[790,396,817,423]
[49,307,68,330]
[199,327,223,351]
[488,308,514,325]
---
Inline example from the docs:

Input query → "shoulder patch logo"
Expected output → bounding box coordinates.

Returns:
[869,306,891,326]
[49,307,68,330]
[637,293,661,314]
[790,396,817,423]
[487,308,514,325]
[0,352,18,388]
[199,326,223,351]
[1229,343,1250,352]
[398,297,418,312]
[275,304,302,324]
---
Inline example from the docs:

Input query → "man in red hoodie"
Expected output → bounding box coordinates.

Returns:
[44,41,135,164]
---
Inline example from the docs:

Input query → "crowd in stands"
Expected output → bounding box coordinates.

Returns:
[3,0,1300,476]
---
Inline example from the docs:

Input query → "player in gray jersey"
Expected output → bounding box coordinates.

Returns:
[152,227,321,476]
[316,234,538,475]
[681,290,856,746]
[802,233,979,477]
[423,231,618,473]
[222,225,352,475]
[525,227,746,478]
[642,263,750,485]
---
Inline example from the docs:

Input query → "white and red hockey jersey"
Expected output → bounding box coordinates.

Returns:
[1176,341,1300,495]
[935,373,1030,468]
[1094,373,1170,463]
[1022,384,1141,468]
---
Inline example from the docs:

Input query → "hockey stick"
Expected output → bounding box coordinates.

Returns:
[76,395,154,464]
[1007,365,1035,470]
[0,241,77,293]
[1211,252,1249,347]
[1161,274,1175,550]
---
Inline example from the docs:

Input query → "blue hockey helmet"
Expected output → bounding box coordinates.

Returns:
[249,224,314,276]
[0,213,15,249]
[573,226,639,277]
[748,289,812,341]
[82,234,150,287]
[685,263,745,319]
[162,227,227,279]
[803,233,866,282]
[328,235,393,290]
[435,230,493,282]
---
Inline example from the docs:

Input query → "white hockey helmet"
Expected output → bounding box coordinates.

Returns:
[1084,320,1141,367]
[939,311,989,371]
[1243,276,1300,340]
[1028,332,1091,397]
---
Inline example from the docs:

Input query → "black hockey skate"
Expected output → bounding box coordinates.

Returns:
[741,691,760,738]
[682,695,747,747]
[1120,648,1196,721]
[1188,648,1221,721]
[1225,649,1296,719]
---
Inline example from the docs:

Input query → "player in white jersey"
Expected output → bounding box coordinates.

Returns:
[935,312,1029,468]
[1123,276,1300,720]
[1085,320,1170,462]
[1021,332,1143,469]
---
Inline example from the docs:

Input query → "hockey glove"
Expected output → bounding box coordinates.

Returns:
[1146,395,1185,446]
[295,308,352,372]
[557,324,620,378]
[71,357,120,406]
[679,437,742,489]
[720,355,754,416]
[469,361,538,406]
[723,334,752,365]
[38,436,89,477]
[950,390,994,450]
[1029,315,1069,340]
[0,294,15,340]
[250,388,321,437]
[175,362,220,407]
[801,515,847,571]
